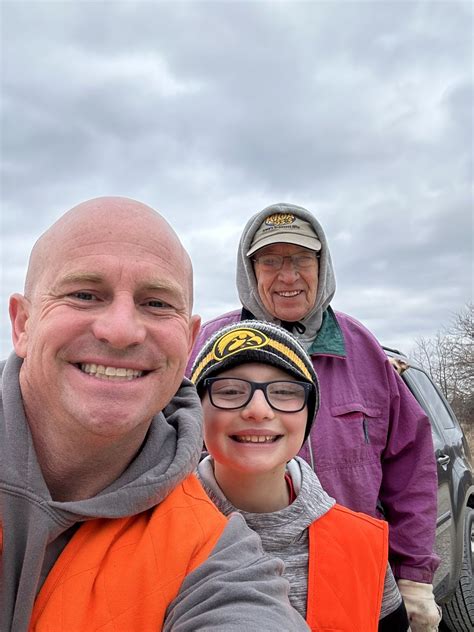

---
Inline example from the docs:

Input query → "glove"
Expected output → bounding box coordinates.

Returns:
[398,579,442,632]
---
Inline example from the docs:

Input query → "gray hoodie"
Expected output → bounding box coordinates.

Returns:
[236,203,337,347]
[0,353,309,631]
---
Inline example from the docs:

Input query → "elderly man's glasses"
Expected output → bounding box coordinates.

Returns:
[253,252,318,271]
[203,377,310,412]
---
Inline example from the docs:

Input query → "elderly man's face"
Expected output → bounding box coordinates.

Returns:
[10,202,200,441]
[253,244,319,322]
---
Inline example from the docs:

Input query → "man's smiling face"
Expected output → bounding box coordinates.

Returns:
[10,198,200,441]
[253,243,319,322]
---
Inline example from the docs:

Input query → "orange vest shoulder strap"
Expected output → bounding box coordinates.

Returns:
[306,504,388,632]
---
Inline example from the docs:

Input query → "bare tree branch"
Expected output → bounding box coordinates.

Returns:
[412,303,473,431]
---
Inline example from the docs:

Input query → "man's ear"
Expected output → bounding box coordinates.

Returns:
[9,293,30,358]
[188,314,201,354]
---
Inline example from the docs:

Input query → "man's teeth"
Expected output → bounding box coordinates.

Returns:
[278,291,301,297]
[234,435,278,443]
[80,364,143,380]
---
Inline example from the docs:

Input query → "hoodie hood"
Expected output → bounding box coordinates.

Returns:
[237,203,336,347]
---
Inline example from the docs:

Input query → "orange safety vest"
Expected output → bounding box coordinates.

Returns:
[307,504,388,632]
[2,483,387,631]
[29,474,227,631]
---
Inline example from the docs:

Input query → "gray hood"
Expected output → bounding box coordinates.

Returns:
[0,352,203,630]
[237,203,336,347]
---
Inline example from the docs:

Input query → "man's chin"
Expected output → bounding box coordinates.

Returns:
[64,402,153,438]
[273,309,307,322]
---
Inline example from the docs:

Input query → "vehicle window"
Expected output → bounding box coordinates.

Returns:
[406,367,455,430]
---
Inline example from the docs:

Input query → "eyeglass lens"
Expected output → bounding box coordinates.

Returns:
[254,253,317,270]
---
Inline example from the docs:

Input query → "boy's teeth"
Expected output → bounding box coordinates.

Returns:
[80,364,143,380]
[234,435,277,443]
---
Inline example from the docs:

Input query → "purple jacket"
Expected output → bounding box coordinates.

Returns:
[187,307,439,583]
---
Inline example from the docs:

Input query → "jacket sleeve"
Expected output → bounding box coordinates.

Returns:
[379,361,439,583]
[163,513,310,631]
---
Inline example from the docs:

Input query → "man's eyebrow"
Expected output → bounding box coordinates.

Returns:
[141,280,188,305]
[142,280,182,294]
[56,272,104,286]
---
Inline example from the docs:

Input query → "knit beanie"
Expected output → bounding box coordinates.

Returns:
[190,320,319,442]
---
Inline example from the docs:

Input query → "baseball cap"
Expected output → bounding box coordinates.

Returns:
[247,212,321,257]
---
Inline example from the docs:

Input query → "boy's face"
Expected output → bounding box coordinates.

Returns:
[202,362,307,476]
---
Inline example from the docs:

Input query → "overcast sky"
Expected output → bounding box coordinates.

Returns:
[1,0,472,358]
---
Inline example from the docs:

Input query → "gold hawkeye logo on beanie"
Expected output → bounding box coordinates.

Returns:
[214,328,268,359]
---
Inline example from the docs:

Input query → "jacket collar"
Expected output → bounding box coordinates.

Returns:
[306,307,346,357]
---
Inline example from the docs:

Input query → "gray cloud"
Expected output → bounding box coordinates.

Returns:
[1,0,472,356]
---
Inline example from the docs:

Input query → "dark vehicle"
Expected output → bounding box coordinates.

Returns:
[385,347,474,632]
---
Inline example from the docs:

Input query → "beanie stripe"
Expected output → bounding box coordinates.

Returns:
[191,351,215,386]
[266,340,313,381]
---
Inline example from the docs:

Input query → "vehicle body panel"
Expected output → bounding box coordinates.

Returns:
[384,348,474,602]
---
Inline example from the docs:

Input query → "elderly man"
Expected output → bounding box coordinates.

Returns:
[0,197,309,631]
[188,203,441,632]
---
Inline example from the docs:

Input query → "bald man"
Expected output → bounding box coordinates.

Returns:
[1,197,309,631]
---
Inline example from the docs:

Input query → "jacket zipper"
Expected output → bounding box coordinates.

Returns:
[363,417,370,444]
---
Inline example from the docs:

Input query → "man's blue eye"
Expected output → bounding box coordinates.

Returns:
[73,292,95,301]
[147,300,169,308]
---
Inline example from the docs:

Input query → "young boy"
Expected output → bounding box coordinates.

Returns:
[191,320,410,632]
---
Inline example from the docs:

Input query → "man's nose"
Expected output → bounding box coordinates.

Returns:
[91,296,146,349]
[277,257,300,282]
[241,389,275,421]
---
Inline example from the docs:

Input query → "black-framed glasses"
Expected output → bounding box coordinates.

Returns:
[203,377,310,412]
[253,252,319,271]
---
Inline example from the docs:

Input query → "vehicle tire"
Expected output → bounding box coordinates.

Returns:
[442,507,474,632]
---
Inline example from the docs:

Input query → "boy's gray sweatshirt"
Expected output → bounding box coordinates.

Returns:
[197,455,402,621]
[0,353,310,631]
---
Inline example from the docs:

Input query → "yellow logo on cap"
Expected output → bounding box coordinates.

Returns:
[213,328,269,360]
[265,213,295,226]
